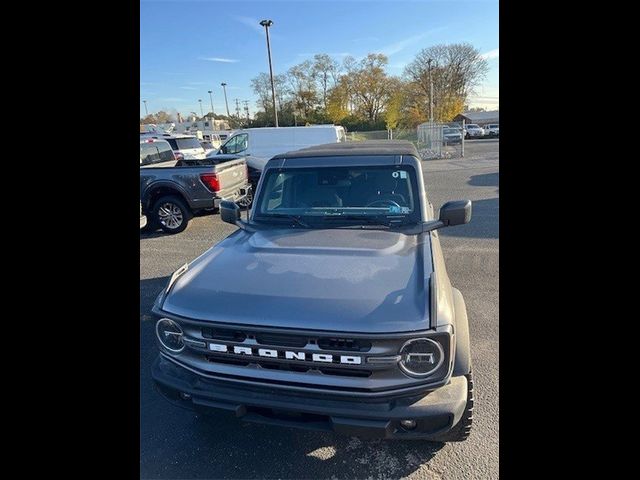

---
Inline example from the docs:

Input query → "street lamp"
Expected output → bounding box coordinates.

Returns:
[207,90,214,117]
[198,99,203,118]
[220,83,231,118]
[259,19,278,127]
[143,100,148,116]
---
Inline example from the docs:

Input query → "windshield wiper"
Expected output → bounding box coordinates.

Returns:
[257,214,311,228]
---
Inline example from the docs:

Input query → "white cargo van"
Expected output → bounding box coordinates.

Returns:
[209,125,346,170]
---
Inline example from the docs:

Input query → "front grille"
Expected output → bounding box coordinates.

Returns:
[175,323,453,393]
[201,327,246,342]
[205,355,373,378]
[255,332,307,348]
[318,337,371,352]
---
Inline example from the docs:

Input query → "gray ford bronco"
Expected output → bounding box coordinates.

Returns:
[151,141,474,441]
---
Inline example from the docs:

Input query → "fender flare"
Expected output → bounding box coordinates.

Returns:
[452,287,472,376]
[142,181,194,210]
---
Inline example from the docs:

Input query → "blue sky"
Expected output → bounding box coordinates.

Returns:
[140,0,498,118]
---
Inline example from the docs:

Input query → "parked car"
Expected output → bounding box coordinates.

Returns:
[151,140,474,442]
[484,124,499,137]
[140,201,147,229]
[141,132,207,160]
[464,124,484,139]
[443,127,463,145]
[140,139,250,234]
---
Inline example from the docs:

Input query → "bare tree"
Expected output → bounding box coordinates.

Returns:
[312,54,340,109]
[286,60,318,117]
[251,72,288,121]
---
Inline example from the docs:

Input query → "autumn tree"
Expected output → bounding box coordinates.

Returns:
[404,43,488,122]
[326,77,350,124]
[344,53,393,122]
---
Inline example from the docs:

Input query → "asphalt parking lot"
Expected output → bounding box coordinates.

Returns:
[140,139,499,479]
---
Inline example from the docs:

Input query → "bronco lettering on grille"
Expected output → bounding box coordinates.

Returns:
[207,342,362,365]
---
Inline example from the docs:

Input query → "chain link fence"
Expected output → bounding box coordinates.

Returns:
[345,121,466,160]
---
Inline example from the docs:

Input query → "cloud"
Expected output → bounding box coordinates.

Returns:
[376,27,447,56]
[481,48,499,60]
[179,86,197,90]
[187,81,206,85]
[232,15,265,34]
[200,57,239,63]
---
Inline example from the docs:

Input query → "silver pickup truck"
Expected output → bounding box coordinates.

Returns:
[140,138,250,233]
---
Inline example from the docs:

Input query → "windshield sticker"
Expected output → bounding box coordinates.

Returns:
[392,171,400,178]
[388,206,411,214]
[399,171,407,179]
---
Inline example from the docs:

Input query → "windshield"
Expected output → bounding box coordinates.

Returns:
[467,124,479,128]
[167,137,203,150]
[254,165,420,227]
[444,128,458,134]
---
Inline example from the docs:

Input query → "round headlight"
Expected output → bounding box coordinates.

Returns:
[156,318,184,353]
[399,338,444,377]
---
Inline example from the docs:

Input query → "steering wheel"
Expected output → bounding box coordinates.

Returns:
[366,199,401,209]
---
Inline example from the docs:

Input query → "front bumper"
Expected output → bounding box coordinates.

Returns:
[152,354,468,440]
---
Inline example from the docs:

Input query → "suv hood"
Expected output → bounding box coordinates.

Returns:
[161,228,433,333]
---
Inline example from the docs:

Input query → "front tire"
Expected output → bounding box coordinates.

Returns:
[152,195,191,234]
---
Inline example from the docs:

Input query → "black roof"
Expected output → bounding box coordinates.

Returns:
[272,140,420,159]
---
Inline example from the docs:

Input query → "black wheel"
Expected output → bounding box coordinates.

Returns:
[152,195,191,234]
[434,371,474,442]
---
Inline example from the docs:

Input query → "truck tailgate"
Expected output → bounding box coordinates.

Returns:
[215,158,248,194]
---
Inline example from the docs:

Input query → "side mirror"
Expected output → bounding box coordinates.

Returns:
[422,200,472,232]
[220,200,240,225]
[439,200,472,227]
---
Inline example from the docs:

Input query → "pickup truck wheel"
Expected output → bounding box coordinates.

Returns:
[152,196,190,234]
[237,188,253,208]
[433,371,474,442]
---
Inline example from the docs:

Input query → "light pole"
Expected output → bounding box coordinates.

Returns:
[427,58,434,124]
[198,99,204,118]
[259,19,278,127]
[143,100,148,116]
[220,83,231,118]
[207,90,215,117]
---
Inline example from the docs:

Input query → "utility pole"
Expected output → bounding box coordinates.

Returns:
[427,58,434,124]
[243,100,250,122]
[143,100,148,116]
[198,99,204,118]
[234,98,241,118]
[220,83,231,117]
[207,90,215,117]
[259,19,278,127]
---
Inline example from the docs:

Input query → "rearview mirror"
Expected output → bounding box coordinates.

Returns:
[220,200,240,225]
[422,199,472,233]
[439,200,472,227]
